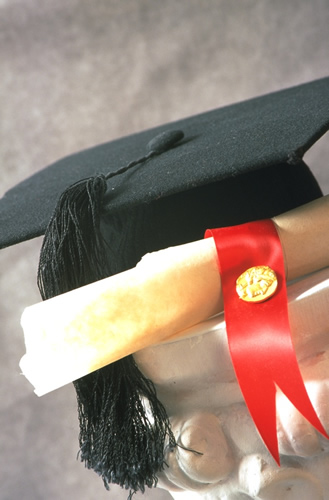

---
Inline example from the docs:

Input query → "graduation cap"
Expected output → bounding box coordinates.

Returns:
[1,77,329,495]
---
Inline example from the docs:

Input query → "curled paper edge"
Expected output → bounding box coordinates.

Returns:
[19,314,225,396]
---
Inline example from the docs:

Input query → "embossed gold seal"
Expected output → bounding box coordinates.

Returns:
[236,266,278,303]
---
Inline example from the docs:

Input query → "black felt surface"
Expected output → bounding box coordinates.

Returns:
[1,77,329,249]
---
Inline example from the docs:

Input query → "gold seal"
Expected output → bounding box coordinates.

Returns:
[236,266,278,303]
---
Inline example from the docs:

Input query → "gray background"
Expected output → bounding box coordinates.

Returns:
[1,1,329,499]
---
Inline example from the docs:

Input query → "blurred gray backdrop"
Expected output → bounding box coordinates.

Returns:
[1,1,329,499]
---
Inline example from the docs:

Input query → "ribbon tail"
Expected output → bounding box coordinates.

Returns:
[235,369,280,464]
[228,322,329,465]
[275,349,329,440]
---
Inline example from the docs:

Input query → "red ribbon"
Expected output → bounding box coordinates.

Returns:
[205,220,328,464]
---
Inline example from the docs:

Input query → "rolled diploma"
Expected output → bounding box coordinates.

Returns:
[20,195,329,396]
[20,238,222,396]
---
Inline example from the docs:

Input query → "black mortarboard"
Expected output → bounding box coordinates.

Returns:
[1,77,329,496]
[1,76,328,250]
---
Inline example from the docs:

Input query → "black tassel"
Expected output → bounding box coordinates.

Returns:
[38,175,110,299]
[37,171,176,497]
[74,357,175,495]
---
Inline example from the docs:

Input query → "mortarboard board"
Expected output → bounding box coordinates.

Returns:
[1,77,329,495]
[0,76,328,250]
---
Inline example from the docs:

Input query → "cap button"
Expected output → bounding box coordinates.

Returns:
[146,129,184,154]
